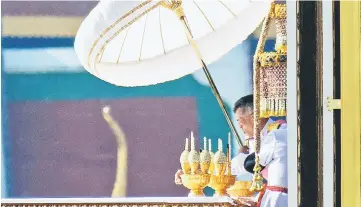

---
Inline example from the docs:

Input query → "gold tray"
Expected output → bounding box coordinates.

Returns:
[227,181,254,198]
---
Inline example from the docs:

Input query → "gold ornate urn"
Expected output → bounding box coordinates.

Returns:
[208,137,236,197]
[178,133,237,197]
[179,132,210,197]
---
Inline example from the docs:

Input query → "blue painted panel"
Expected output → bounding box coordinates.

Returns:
[2,37,75,49]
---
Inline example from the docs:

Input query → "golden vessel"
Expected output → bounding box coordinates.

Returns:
[180,132,210,196]
[208,138,236,197]
[178,133,239,197]
[209,174,236,197]
[180,173,211,197]
[227,181,254,198]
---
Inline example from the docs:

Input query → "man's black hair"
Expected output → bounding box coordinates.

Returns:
[233,94,254,113]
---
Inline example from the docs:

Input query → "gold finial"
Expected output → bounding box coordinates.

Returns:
[160,0,185,19]
[249,155,264,192]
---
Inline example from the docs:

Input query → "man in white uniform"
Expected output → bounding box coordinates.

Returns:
[231,95,287,207]
[174,95,287,207]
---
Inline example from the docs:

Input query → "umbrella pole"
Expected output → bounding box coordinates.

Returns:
[179,17,244,147]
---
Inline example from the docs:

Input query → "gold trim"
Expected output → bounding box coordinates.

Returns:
[98,47,105,63]
[271,4,286,19]
[159,7,166,54]
[93,2,162,70]
[340,1,361,207]
[250,3,275,192]
[116,29,130,64]
[258,52,287,67]
[139,13,149,61]
[217,0,236,17]
[192,0,215,31]
[87,0,153,67]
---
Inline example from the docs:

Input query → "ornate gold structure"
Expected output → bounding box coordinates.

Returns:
[208,139,236,197]
[179,136,235,197]
[208,175,236,197]
[251,3,287,192]
[259,4,287,118]
[180,133,211,196]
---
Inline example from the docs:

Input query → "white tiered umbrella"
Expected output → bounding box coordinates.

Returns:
[74,0,272,146]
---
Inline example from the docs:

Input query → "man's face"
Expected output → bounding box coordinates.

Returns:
[235,107,254,138]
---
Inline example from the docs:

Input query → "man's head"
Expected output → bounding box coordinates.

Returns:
[233,94,254,137]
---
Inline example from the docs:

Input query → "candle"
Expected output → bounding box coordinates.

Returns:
[203,137,207,150]
[208,139,212,153]
[218,138,222,151]
[185,138,189,151]
[191,133,195,150]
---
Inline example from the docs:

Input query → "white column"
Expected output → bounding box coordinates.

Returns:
[287,1,298,206]
[322,1,334,206]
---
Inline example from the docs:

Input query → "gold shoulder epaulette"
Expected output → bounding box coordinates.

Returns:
[267,122,281,133]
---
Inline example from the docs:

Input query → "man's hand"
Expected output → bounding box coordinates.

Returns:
[239,146,249,154]
[174,169,183,185]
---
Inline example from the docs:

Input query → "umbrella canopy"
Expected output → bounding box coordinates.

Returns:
[74,0,272,87]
